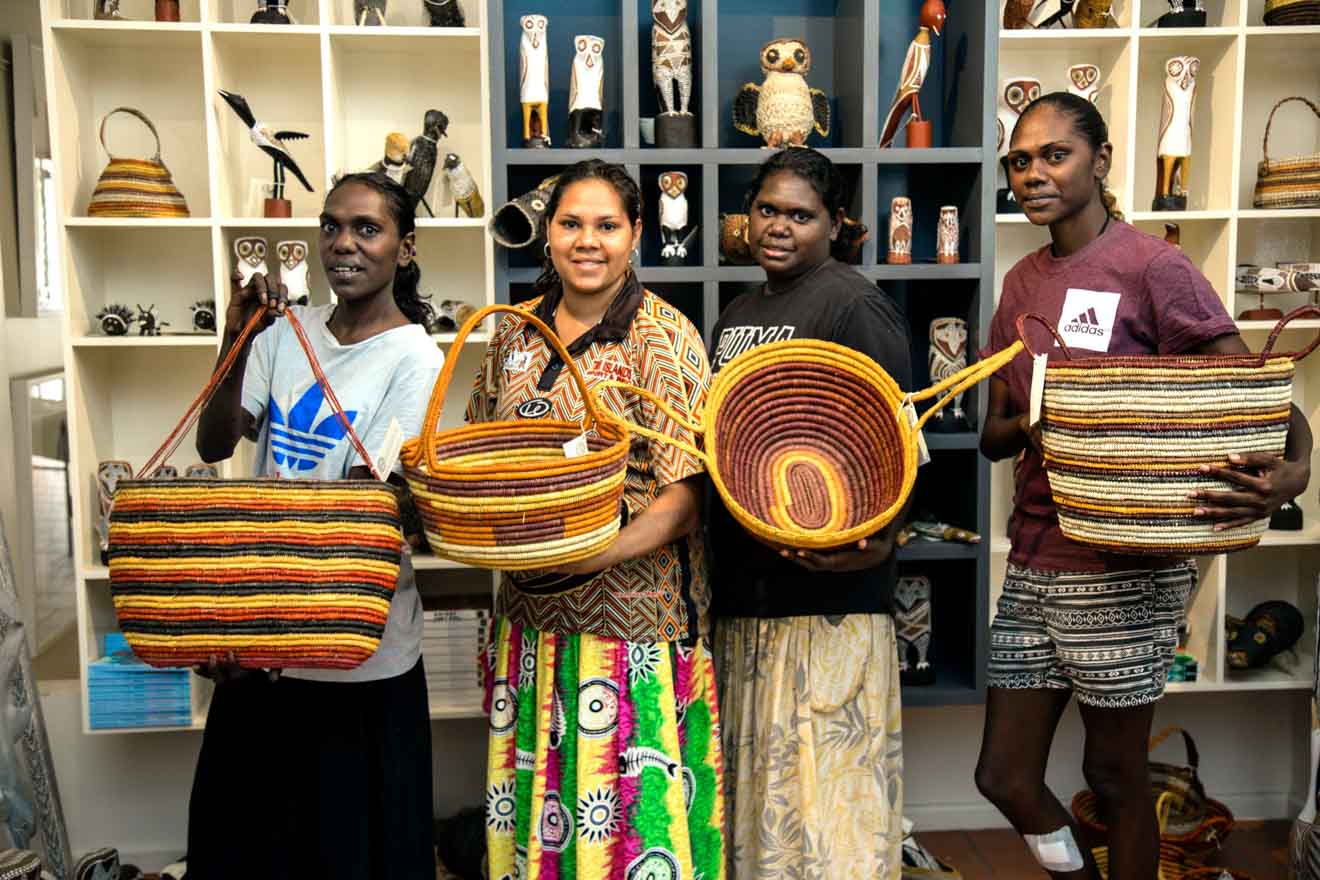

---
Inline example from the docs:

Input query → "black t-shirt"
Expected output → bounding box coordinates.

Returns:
[707,258,914,618]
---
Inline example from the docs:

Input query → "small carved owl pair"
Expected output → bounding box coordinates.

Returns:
[234,237,310,305]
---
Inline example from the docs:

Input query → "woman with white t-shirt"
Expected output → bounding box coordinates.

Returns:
[188,172,443,880]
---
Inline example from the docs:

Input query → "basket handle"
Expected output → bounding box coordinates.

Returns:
[1258,305,1320,363]
[908,339,1025,432]
[1149,725,1200,770]
[404,303,611,475]
[1260,96,1320,174]
[137,308,384,482]
[99,107,164,161]
[1015,312,1076,360]
[589,379,711,465]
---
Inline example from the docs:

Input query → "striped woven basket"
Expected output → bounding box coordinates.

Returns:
[401,304,631,570]
[594,336,1024,550]
[1018,308,1320,556]
[1253,97,1320,210]
[1264,0,1320,24]
[109,308,403,669]
[87,108,190,218]
[1092,793,1246,880]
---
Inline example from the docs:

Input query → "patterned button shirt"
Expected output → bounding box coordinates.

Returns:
[466,282,712,643]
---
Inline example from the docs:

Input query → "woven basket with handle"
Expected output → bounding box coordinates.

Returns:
[109,307,403,670]
[87,107,190,218]
[593,336,1023,550]
[1017,307,1320,555]
[1253,97,1320,210]
[400,304,632,570]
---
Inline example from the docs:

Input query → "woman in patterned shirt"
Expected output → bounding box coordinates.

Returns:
[467,160,726,880]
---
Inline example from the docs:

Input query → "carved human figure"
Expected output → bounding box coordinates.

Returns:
[404,109,449,217]
[888,196,913,265]
[658,171,690,263]
[937,205,959,264]
[568,35,606,148]
[519,15,551,148]
[1153,55,1199,211]
[652,0,692,117]
[1068,63,1101,104]
[928,317,969,430]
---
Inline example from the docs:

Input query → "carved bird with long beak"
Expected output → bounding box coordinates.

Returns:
[879,0,946,148]
[217,89,314,201]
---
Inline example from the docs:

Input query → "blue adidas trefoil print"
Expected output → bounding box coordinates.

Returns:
[268,382,358,471]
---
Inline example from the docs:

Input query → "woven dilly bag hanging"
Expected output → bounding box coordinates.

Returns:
[108,308,403,670]
[1017,307,1320,555]
[87,107,190,218]
[593,336,1024,551]
[400,304,632,570]
[1253,97,1320,210]
[1265,0,1320,25]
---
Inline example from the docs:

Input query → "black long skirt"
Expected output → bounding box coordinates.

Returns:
[186,658,434,880]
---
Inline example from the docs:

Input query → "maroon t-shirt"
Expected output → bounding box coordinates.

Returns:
[984,220,1239,572]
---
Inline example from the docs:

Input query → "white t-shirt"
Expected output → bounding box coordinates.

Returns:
[240,304,443,683]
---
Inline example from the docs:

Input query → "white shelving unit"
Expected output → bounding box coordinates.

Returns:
[995,0,1320,695]
[39,0,497,733]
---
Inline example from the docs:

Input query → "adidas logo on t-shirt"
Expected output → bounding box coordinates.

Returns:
[1056,289,1121,352]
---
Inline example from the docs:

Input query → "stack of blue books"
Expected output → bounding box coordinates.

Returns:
[87,633,192,730]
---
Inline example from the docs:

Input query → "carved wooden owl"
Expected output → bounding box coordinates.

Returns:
[659,171,687,199]
[1068,63,1100,103]
[277,240,306,272]
[732,38,830,149]
[1158,55,1198,158]
[997,77,1041,161]
[930,316,967,365]
[234,236,267,286]
[569,35,605,112]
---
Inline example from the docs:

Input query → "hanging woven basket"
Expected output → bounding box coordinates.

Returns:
[1017,307,1320,556]
[595,336,1023,551]
[401,304,632,570]
[1252,97,1320,210]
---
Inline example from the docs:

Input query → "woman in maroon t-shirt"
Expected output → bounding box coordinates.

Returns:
[973,92,1312,879]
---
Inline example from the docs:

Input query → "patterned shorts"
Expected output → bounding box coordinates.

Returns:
[988,562,1196,708]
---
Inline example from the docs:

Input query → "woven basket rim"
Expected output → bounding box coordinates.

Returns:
[401,416,630,480]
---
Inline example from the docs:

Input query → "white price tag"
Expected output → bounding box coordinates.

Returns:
[562,433,589,459]
[902,397,931,467]
[1028,353,1048,428]
[372,417,405,479]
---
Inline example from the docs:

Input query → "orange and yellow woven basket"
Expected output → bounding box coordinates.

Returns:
[87,108,190,219]
[596,335,1023,550]
[1253,97,1320,210]
[401,304,632,570]
[108,308,403,670]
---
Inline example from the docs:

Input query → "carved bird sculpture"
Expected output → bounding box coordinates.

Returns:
[217,89,313,201]
[879,0,947,148]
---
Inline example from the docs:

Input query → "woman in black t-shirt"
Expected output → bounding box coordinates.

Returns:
[710,148,913,878]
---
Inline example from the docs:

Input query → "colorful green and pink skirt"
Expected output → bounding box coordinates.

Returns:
[483,618,727,880]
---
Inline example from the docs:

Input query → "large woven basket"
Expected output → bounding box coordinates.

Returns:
[1018,308,1320,555]
[401,304,631,570]
[1265,0,1320,25]
[109,308,403,670]
[1253,97,1320,210]
[1092,793,1246,879]
[595,336,1023,550]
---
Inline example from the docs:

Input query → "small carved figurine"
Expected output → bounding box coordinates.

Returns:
[251,0,293,23]
[719,212,753,264]
[96,303,135,336]
[568,36,606,148]
[136,304,168,336]
[1153,56,1199,212]
[217,90,313,215]
[894,575,935,686]
[185,463,220,478]
[96,460,133,563]
[880,0,947,148]
[936,205,959,264]
[404,109,449,217]
[1073,0,1115,28]
[733,39,830,149]
[234,236,268,286]
[355,0,387,25]
[443,153,484,218]
[927,317,969,430]
[658,171,691,264]
[277,241,310,305]
[94,0,122,20]
[519,15,551,148]
[888,197,913,265]
[997,77,1041,212]
[423,0,465,27]
[429,299,478,332]
[489,174,560,248]
[652,0,696,147]
[191,299,216,332]
[1068,63,1101,104]
[370,132,411,186]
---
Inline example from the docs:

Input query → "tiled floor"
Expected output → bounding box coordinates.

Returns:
[916,820,1291,878]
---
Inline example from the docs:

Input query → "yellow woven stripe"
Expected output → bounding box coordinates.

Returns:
[110,520,402,541]
[94,180,181,193]
[768,450,849,533]
[1054,496,1196,516]
[114,594,391,612]
[1045,409,1291,428]
[110,555,399,576]
[114,485,394,504]
[126,633,382,649]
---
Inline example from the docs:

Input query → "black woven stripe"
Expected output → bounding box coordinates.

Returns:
[1046,375,1290,387]
[107,544,401,562]
[117,620,386,636]
[1057,506,1264,528]
[1044,423,1287,439]
[110,509,398,525]
[111,582,395,600]
[1048,463,1264,478]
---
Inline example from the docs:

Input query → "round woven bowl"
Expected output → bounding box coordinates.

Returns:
[402,304,631,570]
[598,336,1022,550]
[1265,0,1320,25]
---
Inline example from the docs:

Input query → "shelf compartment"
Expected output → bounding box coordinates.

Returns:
[877,163,985,264]
[639,165,703,268]
[634,0,705,148]
[1130,214,1231,309]
[1240,36,1320,210]
[208,0,319,24]
[325,0,483,29]
[1234,214,1320,319]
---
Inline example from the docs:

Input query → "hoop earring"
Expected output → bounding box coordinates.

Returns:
[543,242,552,259]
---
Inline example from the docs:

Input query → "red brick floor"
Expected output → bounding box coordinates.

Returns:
[915,821,1292,879]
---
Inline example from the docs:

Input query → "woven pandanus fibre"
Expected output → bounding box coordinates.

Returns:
[109,479,403,669]
[1040,355,1295,554]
